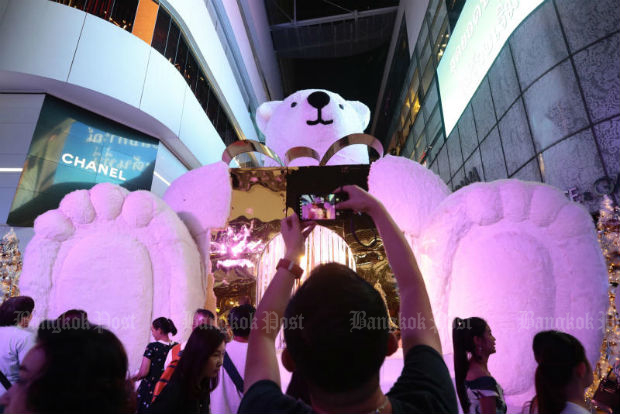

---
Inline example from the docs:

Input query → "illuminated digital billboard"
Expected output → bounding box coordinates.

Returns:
[437,0,545,136]
[7,96,158,226]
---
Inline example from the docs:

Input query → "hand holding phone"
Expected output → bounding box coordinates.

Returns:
[333,185,382,217]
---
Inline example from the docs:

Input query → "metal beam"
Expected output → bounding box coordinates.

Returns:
[270,6,398,29]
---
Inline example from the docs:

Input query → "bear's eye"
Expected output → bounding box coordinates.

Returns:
[291,102,297,108]
[339,104,344,109]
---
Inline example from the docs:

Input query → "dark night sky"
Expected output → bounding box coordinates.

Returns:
[279,41,390,114]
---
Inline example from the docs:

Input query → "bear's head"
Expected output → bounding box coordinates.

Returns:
[256,89,371,166]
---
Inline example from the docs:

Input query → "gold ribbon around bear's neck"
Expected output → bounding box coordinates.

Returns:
[221,134,384,167]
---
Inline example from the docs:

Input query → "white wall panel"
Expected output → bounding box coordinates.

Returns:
[0,93,45,124]
[240,0,283,100]
[151,145,188,198]
[0,123,38,155]
[0,0,84,81]
[0,93,44,223]
[0,1,9,23]
[0,188,16,222]
[140,49,187,137]
[221,0,268,105]
[178,83,226,165]
[68,14,150,108]
[165,0,257,140]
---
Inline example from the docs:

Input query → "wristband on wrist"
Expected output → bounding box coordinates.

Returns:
[276,258,304,279]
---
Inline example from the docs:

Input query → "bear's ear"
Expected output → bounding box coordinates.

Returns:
[255,101,282,134]
[348,100,371,130]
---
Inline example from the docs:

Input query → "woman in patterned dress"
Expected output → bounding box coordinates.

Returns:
[453,317,507,414]
[133,317,178,413]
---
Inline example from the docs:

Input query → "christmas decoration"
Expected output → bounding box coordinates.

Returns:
[0,228,22,302]
[587,195,620,408]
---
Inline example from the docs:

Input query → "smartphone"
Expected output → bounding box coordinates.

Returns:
[298,193,347,221]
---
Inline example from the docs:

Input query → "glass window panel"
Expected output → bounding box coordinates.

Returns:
[421,60,434,96]
[185,53,199,92]
[402,119,411,139]
[196,76,209,111]
[52,0,88,10]
[416,20,429,54]
[109,0,138,31]
[174,36,188,74]
[433,19,450,62]
[428,130,444,162]
[207,93,220,129]
[402,99,411,117]
[412,113,425,141]
[415,133,427,162]
[215,107,227,138]
[224,122,237,145]
[419,42,431,70]
[425,79,439,109]
[151,9,170,55]
[164,21,180,62]
[426,106,443,140]
[429,1,448,38]
[431,2,447,41]
[403,130,416,159]
[409,68,420,98]
[427,0,441,20]
[86,0,114,20]
[410,94,421,122]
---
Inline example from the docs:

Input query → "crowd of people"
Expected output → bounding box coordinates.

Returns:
[0,186,600,414]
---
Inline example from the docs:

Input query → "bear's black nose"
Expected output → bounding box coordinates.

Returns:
[307,91,330,109]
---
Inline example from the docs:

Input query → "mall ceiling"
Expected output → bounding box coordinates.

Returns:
[264,0,400,116]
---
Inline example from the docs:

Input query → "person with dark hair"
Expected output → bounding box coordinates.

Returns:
[452,317,506,414]
[239,185,458,413]
[160,308,216,384]
[0,319,135,413]
[533,330,593,414]
[0,296,34,328]
[147,324,226,414]
[134,317,178,412]
[195,309,215,322]
[0,296,35,391]
[57,308,88,325]
[211,304,256,413]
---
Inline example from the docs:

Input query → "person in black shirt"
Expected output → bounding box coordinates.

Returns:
[147,324,226,414]
[239,185,458,414]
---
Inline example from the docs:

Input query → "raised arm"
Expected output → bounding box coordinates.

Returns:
[336,185,441,355]
[244,215,314,392]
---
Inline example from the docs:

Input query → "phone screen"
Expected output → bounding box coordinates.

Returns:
[299,194,337,220]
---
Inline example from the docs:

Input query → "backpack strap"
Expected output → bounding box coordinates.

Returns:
[223,351,244,394]
[0,370,11,390]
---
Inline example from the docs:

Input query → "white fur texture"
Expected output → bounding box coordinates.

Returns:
[256,89,371,166]
[20,183,204,373]
[414,180,607,404]
[369,155,450,238]
[164,161,232,236]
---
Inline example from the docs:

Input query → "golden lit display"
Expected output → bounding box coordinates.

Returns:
[210,166,397,318]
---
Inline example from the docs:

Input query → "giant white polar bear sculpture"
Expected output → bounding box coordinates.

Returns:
[166,89,606,404]
[19,89,607,405]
